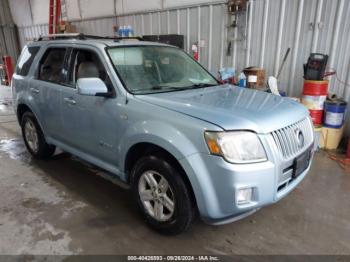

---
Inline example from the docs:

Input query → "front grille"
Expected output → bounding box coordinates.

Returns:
[271,118,313,159]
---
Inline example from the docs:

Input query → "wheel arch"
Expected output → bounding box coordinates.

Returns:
[17,103,33,123]
[16,103,47,137]
[124,142,198,209]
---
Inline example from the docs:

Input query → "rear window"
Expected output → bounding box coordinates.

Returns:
[38,48,67,84]
[16,46,40,76]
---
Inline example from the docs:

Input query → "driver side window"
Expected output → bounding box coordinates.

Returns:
[68,49,113,92]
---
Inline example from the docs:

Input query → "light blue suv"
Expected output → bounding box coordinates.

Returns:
[12,35,314,235]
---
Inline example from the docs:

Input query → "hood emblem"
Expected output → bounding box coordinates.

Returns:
[295,128,304,148]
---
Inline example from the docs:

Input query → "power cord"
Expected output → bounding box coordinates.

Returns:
[326,67,350,88]
[326,150,350,174]
[334,73,350,88]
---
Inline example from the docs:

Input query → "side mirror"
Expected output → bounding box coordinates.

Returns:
[76,78,109,97]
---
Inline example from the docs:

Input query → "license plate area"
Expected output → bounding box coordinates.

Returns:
[293,149,311,179]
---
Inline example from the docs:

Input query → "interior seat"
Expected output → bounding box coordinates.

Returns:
[77,62,100,79]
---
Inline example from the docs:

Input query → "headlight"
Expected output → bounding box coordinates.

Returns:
[204,131,267,163]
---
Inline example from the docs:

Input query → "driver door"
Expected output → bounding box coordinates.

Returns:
[60,47,122,166]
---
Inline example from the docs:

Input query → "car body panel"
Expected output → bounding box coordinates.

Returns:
[116,97,222,173]
[137,85,310,134]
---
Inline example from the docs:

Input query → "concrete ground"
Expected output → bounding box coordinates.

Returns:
[0,85,350,255]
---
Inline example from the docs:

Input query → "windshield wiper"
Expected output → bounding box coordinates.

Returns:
[153,83,217,90]
[183,83,218,89]
[132,85,179,94]
[132,83,218,94]
[150,85,177,90]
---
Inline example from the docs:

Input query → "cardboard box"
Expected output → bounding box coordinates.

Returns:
[59,22,77,33]
[243,67,266,89]
[319,126,344,150]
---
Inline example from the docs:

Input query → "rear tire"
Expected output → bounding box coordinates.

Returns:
[131,154,195,235]
[21,112,56,159]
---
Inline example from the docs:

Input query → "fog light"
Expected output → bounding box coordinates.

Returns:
[236,188,253,205]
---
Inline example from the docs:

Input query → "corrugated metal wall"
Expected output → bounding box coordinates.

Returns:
[0,0,20,60]
[15,0,350,130]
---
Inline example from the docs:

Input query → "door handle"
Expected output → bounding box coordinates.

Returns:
[64,97,76,105]
[30,88,40,94]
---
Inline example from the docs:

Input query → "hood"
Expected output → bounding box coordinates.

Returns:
[136,85,309,134]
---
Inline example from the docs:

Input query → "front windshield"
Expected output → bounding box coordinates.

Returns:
[107,46,218,94]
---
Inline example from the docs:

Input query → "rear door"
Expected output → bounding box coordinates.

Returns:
[29,46,69,139]
[12,45,41,114]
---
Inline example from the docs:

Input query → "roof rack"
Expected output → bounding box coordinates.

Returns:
[112,36,144,41]
[36,33,144,42]
[37,33,84,41]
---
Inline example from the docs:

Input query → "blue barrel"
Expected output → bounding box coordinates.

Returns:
[324,100,347,128]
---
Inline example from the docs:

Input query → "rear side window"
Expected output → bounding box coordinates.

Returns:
[16,46,40,76]
[38,48,66,83]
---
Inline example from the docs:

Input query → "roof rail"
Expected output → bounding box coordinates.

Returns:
[36,33,144,42]
[112,36,144,41]
[37,33,84,41]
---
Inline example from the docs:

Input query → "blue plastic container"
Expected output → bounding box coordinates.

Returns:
[323,100,347,128]
[117,27,123,37]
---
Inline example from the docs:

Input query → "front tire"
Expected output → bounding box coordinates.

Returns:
[131,155,195,235]
[21,112,56,159]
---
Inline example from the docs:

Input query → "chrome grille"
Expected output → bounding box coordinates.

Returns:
[271,118,314,159]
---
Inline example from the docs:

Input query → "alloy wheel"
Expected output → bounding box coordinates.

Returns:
[24,120,39,153]
[138,170,175,222]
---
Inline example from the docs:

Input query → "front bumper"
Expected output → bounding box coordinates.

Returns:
[179,134,314,225]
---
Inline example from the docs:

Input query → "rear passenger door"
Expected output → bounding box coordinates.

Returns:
[60,47,122,165]
[29,47,68,140]
[12,45,41,115]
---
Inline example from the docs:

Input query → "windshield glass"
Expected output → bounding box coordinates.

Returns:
[107,46,218,94]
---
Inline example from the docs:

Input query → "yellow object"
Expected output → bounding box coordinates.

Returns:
[319,126,344,150]
[304,80,329,85]
[206,139,221,154]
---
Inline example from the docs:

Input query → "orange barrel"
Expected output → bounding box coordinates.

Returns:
[301,80,328,125]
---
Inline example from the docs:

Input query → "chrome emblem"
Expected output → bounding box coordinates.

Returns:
[295,128,304,148]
